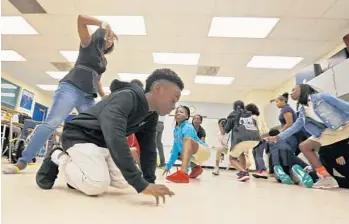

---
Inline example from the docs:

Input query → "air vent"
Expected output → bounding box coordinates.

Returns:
[51,62,73,71]
[196,66,220,76]
[9,0,46,14]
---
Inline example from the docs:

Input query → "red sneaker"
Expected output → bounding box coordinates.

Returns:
[189,166,203,178]
[166,170,190,183]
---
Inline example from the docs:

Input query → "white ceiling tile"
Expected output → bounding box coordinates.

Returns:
[285,0,337,18]
[37,0,77,14]
[2,0,349,104]
[269,18,316,40]
[141,0,215,15]
[1,0,21,15]
[145,15,212,38]
[324,0,349,19]
[213,0,292,17]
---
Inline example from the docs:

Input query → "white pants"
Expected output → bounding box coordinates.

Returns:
[60,143,127,196]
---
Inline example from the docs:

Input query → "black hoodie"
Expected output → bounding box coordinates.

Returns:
[61,80,158,193]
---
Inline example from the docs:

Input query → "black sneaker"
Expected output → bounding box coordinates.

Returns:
[237,172,250,182]
[36,146,63,190]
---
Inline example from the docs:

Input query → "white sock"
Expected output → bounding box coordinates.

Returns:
[51,150,69,165]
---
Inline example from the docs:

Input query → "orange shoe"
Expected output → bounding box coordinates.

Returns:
[166,170,189,183]
[189,166,203,178]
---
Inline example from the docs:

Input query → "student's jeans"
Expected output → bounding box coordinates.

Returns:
[253,141,267,171]
[20,119,37,140]
[156,121,165,165]
[18,82,95,164]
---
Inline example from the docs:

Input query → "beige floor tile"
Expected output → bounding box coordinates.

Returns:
[2,161,349,224]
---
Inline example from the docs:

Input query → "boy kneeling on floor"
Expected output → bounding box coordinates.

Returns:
[35,69,184,204]
[163,105,210,183]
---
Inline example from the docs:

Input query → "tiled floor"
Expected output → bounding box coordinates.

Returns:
[2,161,349,224]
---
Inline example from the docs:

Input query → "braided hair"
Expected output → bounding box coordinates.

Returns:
[175,105,191,126]
[297,84,318,109]
[233,100,245,128]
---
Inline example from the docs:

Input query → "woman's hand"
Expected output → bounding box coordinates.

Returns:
[105,25,118,42]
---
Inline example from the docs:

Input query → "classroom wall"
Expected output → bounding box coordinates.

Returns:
[1,72,53,116]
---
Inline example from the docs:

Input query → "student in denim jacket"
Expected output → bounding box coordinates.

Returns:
[266,84,349,189]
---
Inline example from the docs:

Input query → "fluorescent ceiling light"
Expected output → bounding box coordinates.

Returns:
[89,16,146,35]
[2,93,16,97]
[247,56,303,69]
[208,17,279,38]
[118,73,149,81]
[1,84,18,89]
[0,16,38,35]
[153,53,200,65]
[181,89,191,96]
[46,71,68,80]
[195,76,235,85]
[37,85,58,91]
[60,51,79,62]
[1,50,26,61]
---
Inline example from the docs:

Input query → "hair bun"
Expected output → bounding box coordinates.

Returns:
[282,92,289,99]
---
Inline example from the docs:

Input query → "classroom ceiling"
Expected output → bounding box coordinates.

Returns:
[1,0,349,103]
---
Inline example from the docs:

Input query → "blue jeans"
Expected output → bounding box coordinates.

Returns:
[19,82,95,163]
[21,119,37,140]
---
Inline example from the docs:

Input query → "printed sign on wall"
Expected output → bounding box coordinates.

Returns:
[20,89,35,111]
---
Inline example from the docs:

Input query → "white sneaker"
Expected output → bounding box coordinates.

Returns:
[313,176,339,189]
[212,167,220,176]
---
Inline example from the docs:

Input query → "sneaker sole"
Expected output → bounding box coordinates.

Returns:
[237,176,250,182]
[252,174,268,179]
[165,178,189,184]
[291,165,314,188]
[312,184,339,189]
[274,166,293,184]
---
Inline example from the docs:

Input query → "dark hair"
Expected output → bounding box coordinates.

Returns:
[218,118,227,127]
[232,100,245,129]
[269,129,280,137]
[145,68,184,93]
[130,79,144,88]
[245,103,260,116]
[218,118,227,124]
[277,92,289,103]
[175,105,190,125]
[103,42,114,54]
[233,100,245,111]
[297,84,318,109]
[193,114,203,123]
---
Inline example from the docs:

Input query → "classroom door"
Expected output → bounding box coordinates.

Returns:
[32,103,48,122]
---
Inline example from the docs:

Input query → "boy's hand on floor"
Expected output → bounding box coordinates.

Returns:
[336,156,346,165]
[142,184,175,206]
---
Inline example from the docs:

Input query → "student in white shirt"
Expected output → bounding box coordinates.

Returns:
[212,118,230,176]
